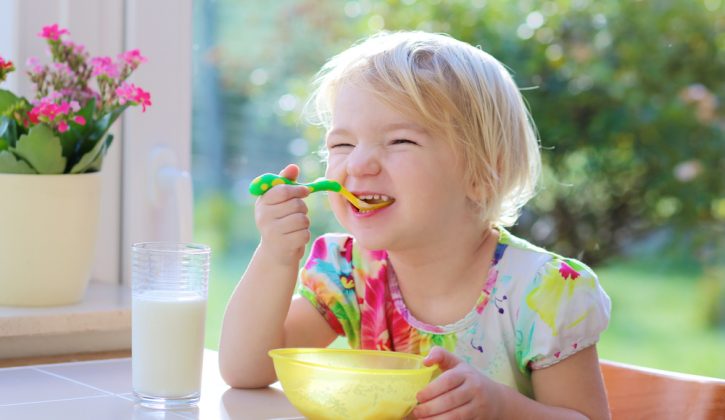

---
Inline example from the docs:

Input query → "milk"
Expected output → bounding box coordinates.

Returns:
[132,291,207,398]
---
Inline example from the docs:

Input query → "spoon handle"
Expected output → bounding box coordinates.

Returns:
[248,173,341,196]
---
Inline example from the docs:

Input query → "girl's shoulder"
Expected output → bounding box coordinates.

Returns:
[497,226,597,280]
[496,228,611,372]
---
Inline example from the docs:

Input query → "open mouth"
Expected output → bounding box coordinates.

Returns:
[354,194,395,213]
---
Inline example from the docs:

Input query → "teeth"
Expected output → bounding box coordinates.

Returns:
[358,194,391,202]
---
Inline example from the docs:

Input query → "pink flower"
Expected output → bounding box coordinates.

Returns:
[118,49,147,68]
[38,24,69,41]
[26,57,44,74]
[57,120,69,133]
[56,101,72,115]
[62,40,85,54]
[29,101,59,122]
[53,62,73,76]
[28,109,40,124]
[29,96,77,123]
[73,115,86,125]
[0,56,14,71]
[135,88,152,112]
[91,56,119,78]
[116,82,152,112]
[0,56,14,82]
[47,91,63,101]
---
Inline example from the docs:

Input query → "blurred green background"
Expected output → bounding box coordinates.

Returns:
[191,0,725,378]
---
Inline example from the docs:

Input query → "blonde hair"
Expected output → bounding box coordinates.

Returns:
[306,31,541,227]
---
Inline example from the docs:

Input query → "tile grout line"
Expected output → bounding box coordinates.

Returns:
[25,357,130,369]
[31,367,116,396]
[0,394,109,408]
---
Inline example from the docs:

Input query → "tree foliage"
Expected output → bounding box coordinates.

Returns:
[206,0,724,264]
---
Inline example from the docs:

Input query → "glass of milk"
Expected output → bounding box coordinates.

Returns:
[131,242,210,409]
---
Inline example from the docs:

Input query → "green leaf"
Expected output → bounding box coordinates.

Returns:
[90,104,127,143]
[0,89,20,115]
[0,116,19,147]
[70,133,113,174]
[87,134,113,172]
[11,124,66,174]
[0,150,36,174]
[59,98,96,160]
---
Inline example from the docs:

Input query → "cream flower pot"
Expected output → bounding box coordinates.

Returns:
[0,173,101,306]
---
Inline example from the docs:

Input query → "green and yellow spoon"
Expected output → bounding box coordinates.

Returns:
[248,173,391,211]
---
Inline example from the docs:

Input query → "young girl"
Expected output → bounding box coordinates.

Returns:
[220,31,612,419]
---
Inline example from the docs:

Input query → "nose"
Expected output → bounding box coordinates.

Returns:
[346,144,381,177]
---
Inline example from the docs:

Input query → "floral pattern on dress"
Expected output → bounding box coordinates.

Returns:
[298,228,611,396]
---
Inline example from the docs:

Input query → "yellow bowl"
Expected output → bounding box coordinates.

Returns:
[269,348,436,420]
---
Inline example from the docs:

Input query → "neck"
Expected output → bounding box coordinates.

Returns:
[387,219,496,300]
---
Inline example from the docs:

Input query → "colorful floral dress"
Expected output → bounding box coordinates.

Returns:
[298,228,611,397]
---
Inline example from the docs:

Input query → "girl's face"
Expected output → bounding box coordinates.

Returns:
[324,82,478,252]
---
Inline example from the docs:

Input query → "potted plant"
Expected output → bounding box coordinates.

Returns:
[0,24,151,306]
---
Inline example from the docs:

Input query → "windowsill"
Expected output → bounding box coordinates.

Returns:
[0,282,131,360]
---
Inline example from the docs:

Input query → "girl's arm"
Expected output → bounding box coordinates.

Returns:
[218,164,336,389]
[414,346,610,419]
[219,250,336,388]
[527,345,610,419]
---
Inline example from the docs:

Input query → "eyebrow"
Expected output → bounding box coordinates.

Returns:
[381,122,428,134]
[327,122,428,138]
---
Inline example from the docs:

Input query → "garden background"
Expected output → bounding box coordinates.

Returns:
[190,0,725,377]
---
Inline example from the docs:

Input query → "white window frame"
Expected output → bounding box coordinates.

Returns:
[122,0,193,285]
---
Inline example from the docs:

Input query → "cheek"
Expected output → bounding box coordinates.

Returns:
[327,192,349,223]
[325,155,346,179]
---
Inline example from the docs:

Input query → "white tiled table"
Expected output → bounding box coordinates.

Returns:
[0,349,303,419]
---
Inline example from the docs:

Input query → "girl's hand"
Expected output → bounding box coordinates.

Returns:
[413,347,502,420]
[254,164,311,266]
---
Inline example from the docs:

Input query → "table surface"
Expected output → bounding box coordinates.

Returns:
[0,349,303,419]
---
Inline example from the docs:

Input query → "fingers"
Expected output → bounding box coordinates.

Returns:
[279,163,300,182]
[424,346,463,371]
[253,164,311,264]
[416,367,466,404]
[414,402,476,420]
[255,201,311,265]
[256,198,310,235]
[414,368,472,419]
[414,352,495,420]
[261,184,310,206]
[271,212,311,235]
[256,193,307,220]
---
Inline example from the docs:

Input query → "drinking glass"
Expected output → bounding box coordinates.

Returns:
[131,242,210,409]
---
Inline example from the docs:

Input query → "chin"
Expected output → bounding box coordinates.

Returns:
[344,228,392,251]
[353,237,385,251]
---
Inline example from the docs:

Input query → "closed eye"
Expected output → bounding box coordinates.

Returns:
[329,143,354,149]
[391,139,418,145]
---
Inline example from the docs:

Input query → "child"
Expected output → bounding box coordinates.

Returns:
[220,31,611,419]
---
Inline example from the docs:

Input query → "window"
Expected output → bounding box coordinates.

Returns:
[190,0,725,378]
